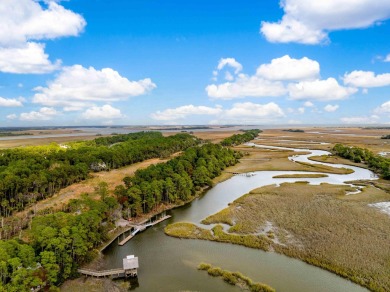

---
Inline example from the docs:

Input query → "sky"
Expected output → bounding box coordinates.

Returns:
[0,0,390,126]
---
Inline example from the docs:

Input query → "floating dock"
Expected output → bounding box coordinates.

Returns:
[118,215,171,246]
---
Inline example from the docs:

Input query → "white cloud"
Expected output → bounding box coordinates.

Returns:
[0,0,86,46]
[304,101,314,107]
[261,0,390,44]
[343,70,390,88]
[0,42,61,73]
[257,55,319,81]
[0,0,85,74]
[206,56,357,101]
[6,114,17,120]
[374,101,390,114]
[324,104,339,112]
[206,75,286,99]
[151,102,284,124]
[151,105,223,121]
[20,107,58,121]
[224,102,285,119]
[81,105,123,120]
[33,65,156,110]
[340,115,379,124]
[0,97,23,107]
[217,58,243,74]
[288,78,357,101]
[385,54,390,62]
[297,107,305,114]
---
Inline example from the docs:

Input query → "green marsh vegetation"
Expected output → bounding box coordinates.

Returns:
[166,182,390,292]
[197,262,275,292]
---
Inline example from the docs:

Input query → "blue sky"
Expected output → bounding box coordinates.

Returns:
[1,0,390,126]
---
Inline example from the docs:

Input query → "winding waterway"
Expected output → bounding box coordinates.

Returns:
[103,143,376,291]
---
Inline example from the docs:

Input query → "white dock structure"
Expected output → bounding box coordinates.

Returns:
[78,255,139,278]
[118,215,171,246]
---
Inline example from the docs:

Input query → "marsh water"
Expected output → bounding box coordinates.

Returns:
[103,143,375,291]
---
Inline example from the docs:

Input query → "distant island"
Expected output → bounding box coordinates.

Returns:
[282,129,305,133]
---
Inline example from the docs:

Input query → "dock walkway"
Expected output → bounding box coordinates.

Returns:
[78,268,125,278]
[118,215,171,246]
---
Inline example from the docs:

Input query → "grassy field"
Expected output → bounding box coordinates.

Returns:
[257,127,390,154]
[166,182,390,292]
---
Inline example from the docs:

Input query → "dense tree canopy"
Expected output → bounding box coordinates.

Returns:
[116,143,242,218]
[0,132,199,217]
[220,129,261,146]
[332,144,390,179]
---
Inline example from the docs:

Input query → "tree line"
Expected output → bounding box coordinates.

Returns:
[332,143,390,179]
[220,129,262,146]
[0,193,117,291]
[114,143,242,218]
[0,130,260,290]
[0,132,199,217]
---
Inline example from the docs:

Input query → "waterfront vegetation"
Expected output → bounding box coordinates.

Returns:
[272,174,328,178]
[1,128,390,291]
[197,263,275,292]
[166,182,390,292]
[115,143,242,217]
[220,129,261,146]
[0,131,198,218]
[0,131,247,290]
[332,143,390,178]
[0,193,116,291]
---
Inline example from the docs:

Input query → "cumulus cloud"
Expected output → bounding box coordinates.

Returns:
[0,97,23,107]
[288,78,357,101]
[19,107,58,121]
[256,55,319,81]
[340,115,379,124]
[385,54,390,62]
[217,58,243,74]
[33,65,156,110]
[304,101,314,107]
[324,104,339,112]
[0,0,85,74]
[206,55,357,101]
[151,102,284,124]
[81,105,123,120]
[206,75,286,99]
[224,102,285,119]
[297,107,305,114]
[0,42,61,74]
[151,105,223,121]
[6,114,17,120]
[0,0,86,46]
[261,0,390,44]
[374,101,390,114]
[343,70,390,88]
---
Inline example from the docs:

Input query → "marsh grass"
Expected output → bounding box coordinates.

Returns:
[197,263,275,292]
[167,183,390,292]
[272,174,328,178]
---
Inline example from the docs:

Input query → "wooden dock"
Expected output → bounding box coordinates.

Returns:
[78,255,139,278]
[118,215,171,246]
[78,268,126,278]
